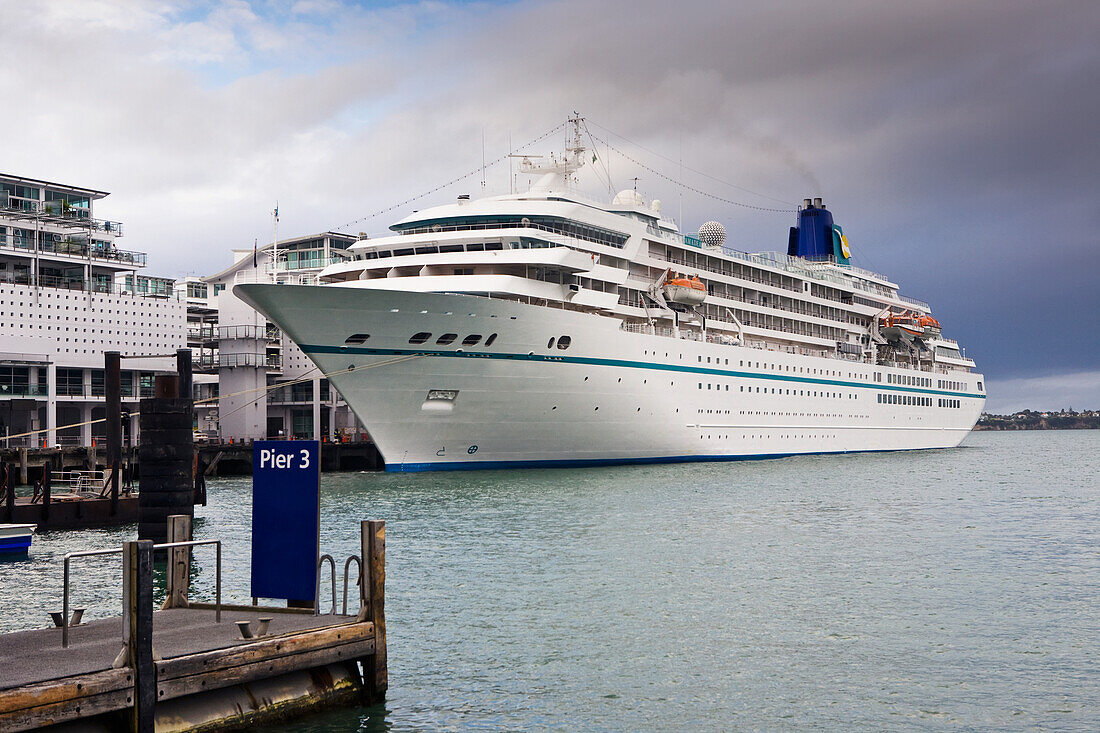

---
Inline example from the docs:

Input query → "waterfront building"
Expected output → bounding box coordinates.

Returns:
[0,173,186,447]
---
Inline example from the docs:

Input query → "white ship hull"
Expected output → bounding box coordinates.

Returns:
[238,284,986,472]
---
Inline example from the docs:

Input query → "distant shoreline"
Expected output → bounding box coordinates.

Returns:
[976,410,1099,431]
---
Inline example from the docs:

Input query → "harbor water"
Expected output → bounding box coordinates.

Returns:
[2,430,1097,731]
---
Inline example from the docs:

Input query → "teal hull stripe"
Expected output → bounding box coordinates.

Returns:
[300,344,982,399]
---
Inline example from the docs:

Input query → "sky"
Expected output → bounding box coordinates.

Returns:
[2,0,1097,412]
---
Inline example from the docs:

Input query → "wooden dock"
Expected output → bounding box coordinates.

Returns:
[0,520,387,732]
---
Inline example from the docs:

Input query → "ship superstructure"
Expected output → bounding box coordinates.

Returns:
[238,118,985,470]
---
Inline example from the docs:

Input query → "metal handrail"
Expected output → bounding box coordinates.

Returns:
[342,555,362,616]
[315,554,337,615]
[62,538,221,648]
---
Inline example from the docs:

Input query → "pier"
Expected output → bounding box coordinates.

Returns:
[0,519,387,731]
[0,441,382,484]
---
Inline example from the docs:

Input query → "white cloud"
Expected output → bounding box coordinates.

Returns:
[985,371,1100,414]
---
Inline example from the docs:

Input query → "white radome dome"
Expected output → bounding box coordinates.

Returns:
[612,189,645,208]
[698,220,727,249]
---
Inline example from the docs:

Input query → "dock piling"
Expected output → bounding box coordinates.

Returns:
[3,462,13,522]
[41,459,51,522]
[122,539,156,733]
[363,519,387,703]
[105,351,122,515]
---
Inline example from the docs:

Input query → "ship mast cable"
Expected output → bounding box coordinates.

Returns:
[587,131,795,214]
[586,120,797,208]
[579,119,615,197]
[335,121,568,231]
[0,355,425,444]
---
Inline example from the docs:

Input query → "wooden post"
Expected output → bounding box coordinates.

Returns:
[3,462,13,522]
[105,351,122,514]
[123,540,155,733]
[163,515,192,609]
[41,458,51,524]
[362,520,387,703]
[19,446,28,485]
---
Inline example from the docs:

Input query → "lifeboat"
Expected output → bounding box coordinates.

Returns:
[917,314,942,337]
[663,273,706,305]
[879,311,923,341]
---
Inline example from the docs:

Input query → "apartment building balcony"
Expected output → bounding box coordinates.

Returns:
[216,324,282,342]
[215,353,282,371]
[0,194,125,237]
[0,234,145,267]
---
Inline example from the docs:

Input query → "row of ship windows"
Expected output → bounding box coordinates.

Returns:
[700,434,839,441]
[938,379,965,391]
[393,332,575,350]
[699,383,855,399]
[876,394,962,408]
[888,373,932,388]
[878,393,933,406]
[408,332,500,347]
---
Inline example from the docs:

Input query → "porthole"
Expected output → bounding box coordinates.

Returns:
[484,333,498,346]
[547,337,556,349]
[436,333,458,345]
[344,333,369,345]
[409,332,431,344]
[557,336,571,350]
[462,334,482,346]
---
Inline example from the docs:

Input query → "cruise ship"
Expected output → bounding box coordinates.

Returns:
[238,119,985,471]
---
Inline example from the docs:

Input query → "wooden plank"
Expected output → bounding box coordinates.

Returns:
[0,687,133,732]
[156,621,373,680]
[0,668,133,715]
[364,519,387,702]
[156,638,376,700]
[163,515,192,609]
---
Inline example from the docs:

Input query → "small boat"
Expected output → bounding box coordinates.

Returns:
[880,312,923,341]
[0,524,36,555]
[917,314,942,337]
[663,273,706,305]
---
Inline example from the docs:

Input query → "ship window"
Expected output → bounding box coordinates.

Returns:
[547,337,556,349]
[557,336,571,350]
[485,333,498,346]
[454,268,474,275]
[344,333,370,345]
[485,242,504,251]
[468,243,485,251]
[462,334,482,346]
[409,332,431,344]
[394,248,414,256]
[439,244,465,253]
[436,333,458,345]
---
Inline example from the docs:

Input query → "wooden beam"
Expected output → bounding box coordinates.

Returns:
[157,622,374,681]
[156,639,376,700]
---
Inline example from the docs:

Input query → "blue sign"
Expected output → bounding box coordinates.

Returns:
[251,441,319,603]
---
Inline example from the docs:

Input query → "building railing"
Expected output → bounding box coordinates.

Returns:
[0,195,125,236]
[0,384,48,397]
[212,353,282,370]
[0,272,178,299]
[53,384,153,398]
[0,234,143,265]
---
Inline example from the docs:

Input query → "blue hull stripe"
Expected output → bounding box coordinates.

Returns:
[385,446,944,473]
[301,343,982,399]
[0,537,32,553]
